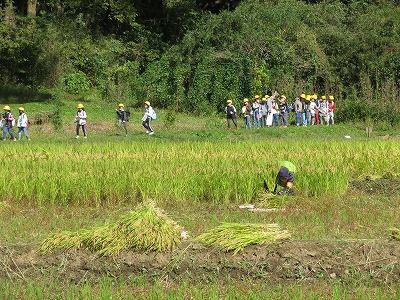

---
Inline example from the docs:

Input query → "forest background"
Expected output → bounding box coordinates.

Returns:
[1,0,400,125]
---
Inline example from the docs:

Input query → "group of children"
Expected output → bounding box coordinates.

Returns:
[1,101,157,141]
[74,101,157,138]
[1,106,30,141]
[225,93,337,128]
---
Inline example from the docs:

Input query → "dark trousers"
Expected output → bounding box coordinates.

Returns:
[142,117,153,132]
[227,116,237,128]
[76,124,87,136]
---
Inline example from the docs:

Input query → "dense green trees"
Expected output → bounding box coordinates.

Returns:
[1,0,399,122]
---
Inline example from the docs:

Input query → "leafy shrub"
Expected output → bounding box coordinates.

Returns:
[62,72,91,95]
[164,110,177,128]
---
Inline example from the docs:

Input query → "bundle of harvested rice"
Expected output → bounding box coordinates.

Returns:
[40,231,83,252]
[196,223,290,254]
[40,202,182,255]
[254,192,289,208]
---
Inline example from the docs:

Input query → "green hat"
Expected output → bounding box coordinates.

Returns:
[279,161,296,173]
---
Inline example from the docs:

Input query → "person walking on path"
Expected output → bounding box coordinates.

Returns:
[259,97,268,127]
[2,105,16,141]
[271,97,279,127]
[75,104,87,139]
[116,103,129,136]
[315,95,321,125]
[309,96,317,125]
[294,96,303,127]
[142,101,156,135]
[328,96,336,125]
[319,96,328,125]
[303,95,311,126]
[225,100,237,129]
[252,95,261,128]
[17,107,30,141]
[241,99,251,129]
[279,95,289,127]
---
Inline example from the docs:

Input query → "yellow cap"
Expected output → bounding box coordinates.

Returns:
[18,107,25,111]
[300,93,306,99]
[281,95,287,100]
[321,96,326,100]
[144,101,151,106]
[243,98,249,103]
[254,95,260,99]
[306,95,311,101]
[261,97,266,102]
[227,100,232,104]
[118,103,124,108]
[3,105,11,111]
[329,95,334,100]
[312,94,317,100]
[265,95,270,98]
[77,104,84,109]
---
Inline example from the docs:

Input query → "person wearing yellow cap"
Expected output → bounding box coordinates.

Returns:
[294,96,303,126]
[116,103,130,136]
[225,100,237,129]
[314,95,322,125]
[278,95,289,127]
[142,101,156,135]
[301,95,311,127]
[16,107,30,141]
[309,96,317,125]
[241,99,251,129]
[319,96,328,125]
[259,97,268,127]
[74,104,87,138]
[268,96,280,127]
[2,105,16,141]
[252,95,261,128]
[328,95,336,125]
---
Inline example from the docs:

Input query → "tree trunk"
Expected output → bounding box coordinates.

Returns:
[27,0,37,17]
[4,0,15,24]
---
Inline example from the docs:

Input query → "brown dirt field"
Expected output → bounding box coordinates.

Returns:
[350,176,400,196]
[1,240,399,284]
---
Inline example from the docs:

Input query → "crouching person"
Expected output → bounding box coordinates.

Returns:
[264,161,296,196]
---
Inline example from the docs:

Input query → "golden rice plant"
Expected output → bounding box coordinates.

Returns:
[254,192,289,208]
[0,201,10,214]
[40,202,182,255]
[390,228,400,241]
[196,223,291,254]
[40,231,83,252]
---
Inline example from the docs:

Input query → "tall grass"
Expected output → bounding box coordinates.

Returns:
[1,140,399,205]
[1,278,400,300]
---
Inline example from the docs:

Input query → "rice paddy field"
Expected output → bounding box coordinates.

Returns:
[1,101,400,299]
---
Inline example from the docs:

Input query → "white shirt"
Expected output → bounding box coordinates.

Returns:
[76,110,87,125]
[143,106,156,121]
[17,113,28,127]
[309,101,317,114]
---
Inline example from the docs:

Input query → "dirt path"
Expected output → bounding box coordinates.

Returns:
[1,240,399,284]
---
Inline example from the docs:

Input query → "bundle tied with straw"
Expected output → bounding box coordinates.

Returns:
[196,223,290,254]
[40,202,182,255]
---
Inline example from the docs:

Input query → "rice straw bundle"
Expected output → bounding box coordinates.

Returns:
[40,202,182,255]
[196,222,290,254]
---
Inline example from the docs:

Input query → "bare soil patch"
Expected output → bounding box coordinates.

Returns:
[350,175,400,196]
[1,240,399,284]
